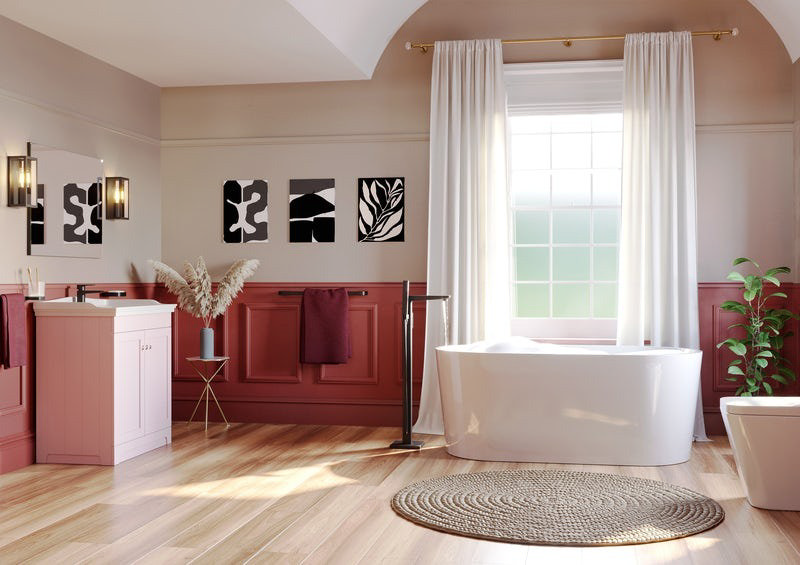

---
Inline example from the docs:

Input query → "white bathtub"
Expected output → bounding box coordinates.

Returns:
[435,339,702,466]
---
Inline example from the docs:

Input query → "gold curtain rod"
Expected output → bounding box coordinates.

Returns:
[405,28,739,53]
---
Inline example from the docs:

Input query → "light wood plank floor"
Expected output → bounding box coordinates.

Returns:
[1,424,799,564]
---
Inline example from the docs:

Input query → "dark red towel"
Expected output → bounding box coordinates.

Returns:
[300,288,351,364]
[1,293,26,369]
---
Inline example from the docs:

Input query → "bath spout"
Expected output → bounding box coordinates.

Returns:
[390,280,450,450]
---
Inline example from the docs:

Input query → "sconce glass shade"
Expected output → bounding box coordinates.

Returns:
[105,177,129,219]
[7,156,38,207]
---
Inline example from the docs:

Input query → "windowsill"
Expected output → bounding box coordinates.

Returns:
[530,337,616,345]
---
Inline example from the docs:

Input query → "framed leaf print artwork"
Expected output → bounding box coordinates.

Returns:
[357,177,404,242]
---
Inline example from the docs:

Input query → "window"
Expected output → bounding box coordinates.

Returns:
[505,61,623,339]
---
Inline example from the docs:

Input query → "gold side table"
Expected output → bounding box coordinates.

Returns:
[186,356,230,430]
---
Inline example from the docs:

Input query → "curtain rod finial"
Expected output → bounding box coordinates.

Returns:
[405,41,412,51]
[731,27,739,37]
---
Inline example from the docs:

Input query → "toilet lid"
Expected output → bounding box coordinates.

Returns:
[726,397,800,417]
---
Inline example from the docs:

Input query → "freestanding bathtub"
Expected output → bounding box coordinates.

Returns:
[435,339,702,466]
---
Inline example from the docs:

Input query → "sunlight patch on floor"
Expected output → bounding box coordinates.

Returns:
[140,465,357,500]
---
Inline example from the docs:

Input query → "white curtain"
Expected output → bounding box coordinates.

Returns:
[617,31,707,440]
[414,39,511,434]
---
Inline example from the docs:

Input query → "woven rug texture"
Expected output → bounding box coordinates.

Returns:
[391,469,725,546]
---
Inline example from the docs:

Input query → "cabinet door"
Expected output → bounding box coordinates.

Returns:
[144,327,172,434]
[115,330,145,444]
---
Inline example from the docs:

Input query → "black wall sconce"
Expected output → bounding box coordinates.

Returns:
[7,151,38,208]
[105,177,129,219]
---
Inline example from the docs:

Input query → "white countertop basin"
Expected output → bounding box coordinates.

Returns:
[34,297,176,317]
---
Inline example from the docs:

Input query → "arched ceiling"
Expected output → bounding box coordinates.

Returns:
[0,0,794,88]
[746,0,800,62]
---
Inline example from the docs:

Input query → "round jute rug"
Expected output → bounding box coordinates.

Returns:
[391,470,724,546]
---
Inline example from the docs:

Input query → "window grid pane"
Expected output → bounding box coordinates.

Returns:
[510,112,622,320]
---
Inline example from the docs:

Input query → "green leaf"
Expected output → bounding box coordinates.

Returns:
[733,257,757,267]
[765,266,791,276]
[746,377,756,386]
[730,359,743,365]
[756,350,774,358]
[728,343,748,356]
[756,358,769,368]
[766,292,788,300]
[772,374,788,385]
[720,301,747,314]
[763,275,780,286]
[743,289,757,302]
[727,365,745,376]
[726,271,746,283]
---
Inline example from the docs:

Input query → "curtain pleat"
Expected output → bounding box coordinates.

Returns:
[617,32,707,440]
[414,39,510,434]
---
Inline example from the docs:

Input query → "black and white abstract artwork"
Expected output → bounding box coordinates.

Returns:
[63,182,102,245]
[29,187,44,245]
[289,179,335,242]
[223,179,268,243]
[357,177,404,242]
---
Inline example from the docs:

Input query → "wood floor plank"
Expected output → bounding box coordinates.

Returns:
[0,428,798,565]
[82,425,360,564]
[17,541,106,565]
[302,496,398,565]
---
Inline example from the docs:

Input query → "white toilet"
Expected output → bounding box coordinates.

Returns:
[723,396,800,511]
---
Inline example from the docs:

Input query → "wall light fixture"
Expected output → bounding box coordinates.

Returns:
[105,177,129,219]
[7,154,38,207]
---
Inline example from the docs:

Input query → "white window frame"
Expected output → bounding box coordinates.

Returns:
[505,60,624,340]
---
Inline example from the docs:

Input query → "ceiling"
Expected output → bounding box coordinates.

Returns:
[0,0,795,88]
[747,0,800,62]
[0,0,427,87]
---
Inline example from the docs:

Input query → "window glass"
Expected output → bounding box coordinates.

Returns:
[509,112,622,327]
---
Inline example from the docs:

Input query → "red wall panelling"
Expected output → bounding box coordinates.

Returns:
[0,284,39,473]
[5,279,777,476]
[155,282,427,427]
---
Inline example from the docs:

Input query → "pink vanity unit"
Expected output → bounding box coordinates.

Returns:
[34,298,176,465]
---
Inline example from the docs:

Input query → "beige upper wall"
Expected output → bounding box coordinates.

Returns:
[162,0,793,140]
[0,16,159,140]
[0,16,161,284]
[161,0,796,283]
[795,59,800,119]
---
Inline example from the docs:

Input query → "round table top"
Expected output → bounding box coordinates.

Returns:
[186,356,230,362]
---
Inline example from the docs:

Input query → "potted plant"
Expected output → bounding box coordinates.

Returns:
[151,257,259,358]
[716,257,796,434]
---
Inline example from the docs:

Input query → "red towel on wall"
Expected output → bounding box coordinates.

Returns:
[1,293,26,369]
[300,288,351,364]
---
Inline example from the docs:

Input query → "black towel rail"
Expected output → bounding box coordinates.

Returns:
[278,290,368,296]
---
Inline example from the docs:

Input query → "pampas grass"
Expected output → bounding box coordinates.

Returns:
[150,257,259,327]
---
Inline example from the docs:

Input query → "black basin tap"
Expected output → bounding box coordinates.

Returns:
[76,284,127,303]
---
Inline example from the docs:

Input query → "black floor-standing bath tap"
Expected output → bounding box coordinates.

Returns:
[390,280,449,450]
